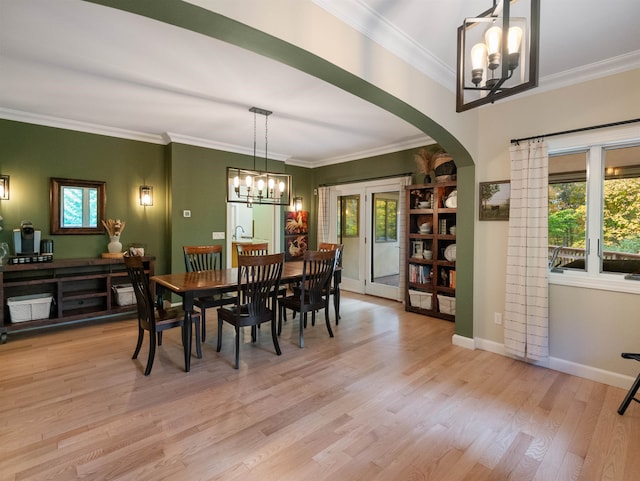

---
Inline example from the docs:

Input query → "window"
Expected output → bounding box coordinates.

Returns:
[338,195,359,237]
[549,137,640,280]
[374,195,398,242]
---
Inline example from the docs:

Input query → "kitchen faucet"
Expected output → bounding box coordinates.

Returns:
[234,225,245,240]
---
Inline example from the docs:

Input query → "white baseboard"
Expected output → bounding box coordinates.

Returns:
[453,335,635,390]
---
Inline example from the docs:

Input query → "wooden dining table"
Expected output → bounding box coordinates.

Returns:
[151,261,341,372]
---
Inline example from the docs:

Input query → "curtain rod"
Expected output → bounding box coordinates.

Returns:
[319,172,413,187]
[510,118,640,144]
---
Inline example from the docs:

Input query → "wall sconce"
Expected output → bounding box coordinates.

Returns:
[293,196,303,212]
[456,0,539,112]
[139,185,153,206]
[0,175,9,200]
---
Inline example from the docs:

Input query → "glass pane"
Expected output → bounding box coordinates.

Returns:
[338,194,360,281]
[372,191,399,287]
[548,151,587,270]
[602,144,640,273]
[61,186,84,228]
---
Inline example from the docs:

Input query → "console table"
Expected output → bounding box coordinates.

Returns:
[0,256,154,343]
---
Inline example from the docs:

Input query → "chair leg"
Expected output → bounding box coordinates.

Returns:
[216,318,223,352]
[334,289,340,324]
[618,371,640,415]
[271,320,282,356]
[132,327,144,360]
[299,313,306,348]
[311,310,316,326]
[234,326,240,369]
[157,331,163,346]
[325,303,334,338]
[201,307,207,342]
[194,318,202,359]
[144,329,157,376]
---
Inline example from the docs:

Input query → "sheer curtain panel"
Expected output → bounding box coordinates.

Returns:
[504,140,549,360]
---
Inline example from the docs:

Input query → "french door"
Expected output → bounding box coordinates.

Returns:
[329,177,409,300]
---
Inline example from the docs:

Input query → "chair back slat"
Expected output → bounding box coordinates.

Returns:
[124,255,155,330]
[183,245,222,272]
[236,253,284,320]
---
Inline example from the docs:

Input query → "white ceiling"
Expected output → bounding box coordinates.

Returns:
[1,0,638,167]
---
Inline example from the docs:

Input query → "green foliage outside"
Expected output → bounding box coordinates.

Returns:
[549,178,640,254]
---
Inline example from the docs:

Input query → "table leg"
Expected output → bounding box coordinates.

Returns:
[183,293,194,372]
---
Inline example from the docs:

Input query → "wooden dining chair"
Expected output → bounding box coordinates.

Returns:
[278,249,338,348]
[124,255,202,376]
[183,245,237,342]
[318,242,344,324]
[237,241,287,308]
[217,252,284,369]
[618,352,640,415]
[236,242,269,256]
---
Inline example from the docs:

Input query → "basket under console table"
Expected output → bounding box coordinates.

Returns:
[0,256,154,344]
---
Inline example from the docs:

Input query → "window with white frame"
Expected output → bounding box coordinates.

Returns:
[549,134,640,282]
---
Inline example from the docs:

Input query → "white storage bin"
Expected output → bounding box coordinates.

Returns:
[112,284,135,306]
[7,294,53,323]
[437,294,456,315]
[409,290,432,310]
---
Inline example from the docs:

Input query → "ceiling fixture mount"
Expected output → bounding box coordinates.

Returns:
[227,107,291,207]
[456,0,539,112]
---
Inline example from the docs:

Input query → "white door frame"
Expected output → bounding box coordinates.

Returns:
[329,176,409,300]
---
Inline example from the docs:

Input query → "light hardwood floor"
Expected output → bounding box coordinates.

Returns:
[0,292,638,481]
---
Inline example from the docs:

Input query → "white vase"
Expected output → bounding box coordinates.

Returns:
[108,235,122,254]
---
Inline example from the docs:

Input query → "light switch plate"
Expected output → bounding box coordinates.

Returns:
[212,232,225,240]
[183,210,191,218]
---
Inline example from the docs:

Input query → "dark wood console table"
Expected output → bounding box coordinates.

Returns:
[0,256,154,344]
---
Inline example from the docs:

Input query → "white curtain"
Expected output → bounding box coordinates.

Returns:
[504,140,549,361]
[317,186,330,244]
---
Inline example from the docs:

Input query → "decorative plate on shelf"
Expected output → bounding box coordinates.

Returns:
[444,244,457,262]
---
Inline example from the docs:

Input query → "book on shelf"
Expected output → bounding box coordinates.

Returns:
[409,264,432,284]
[449,270,456,288]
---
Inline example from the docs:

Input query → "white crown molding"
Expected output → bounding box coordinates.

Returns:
[162,132,290,162]
[292,134,435,168]
[537,50,640,94]
[313,0,455,91]
[0,108,166,144]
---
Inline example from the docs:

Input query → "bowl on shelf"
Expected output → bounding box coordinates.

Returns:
[418,201,431,208]
[419,222,432,234]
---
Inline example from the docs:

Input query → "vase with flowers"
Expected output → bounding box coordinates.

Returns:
[102,218,126,254]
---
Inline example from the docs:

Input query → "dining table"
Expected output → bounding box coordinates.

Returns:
[151,261,341,372]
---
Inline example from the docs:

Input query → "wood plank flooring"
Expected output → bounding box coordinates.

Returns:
[0,292,638,481]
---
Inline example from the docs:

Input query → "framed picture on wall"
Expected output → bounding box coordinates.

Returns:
[479,181,510,221]
[285,211,309,261]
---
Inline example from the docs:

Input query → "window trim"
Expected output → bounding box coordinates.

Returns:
[548,122,640,293]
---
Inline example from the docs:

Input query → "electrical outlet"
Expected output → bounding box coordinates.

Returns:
[494,312,502,325]
[183,210,191,218]
[212,232,225,240]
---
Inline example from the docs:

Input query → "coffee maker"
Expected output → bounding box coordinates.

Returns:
[13,220,41,256]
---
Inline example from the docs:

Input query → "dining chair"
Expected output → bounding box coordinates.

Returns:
[217,252,284,369]
[183,245,237,342]
[278,249,338,348]
[618,352,640,415]
[318,242,344,324]
[237,241,288,310]
[124,255,202,376]
[236,242,269,256]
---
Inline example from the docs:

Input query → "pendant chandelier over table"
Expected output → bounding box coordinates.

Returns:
[226,107,291,207]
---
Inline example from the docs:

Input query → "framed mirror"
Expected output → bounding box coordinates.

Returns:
[50,178,106,234]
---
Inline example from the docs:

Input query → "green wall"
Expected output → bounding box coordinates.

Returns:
[0,119,169,272]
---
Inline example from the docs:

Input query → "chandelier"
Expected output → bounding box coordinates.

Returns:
[226,107,291,207]
[456,0,539,112]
